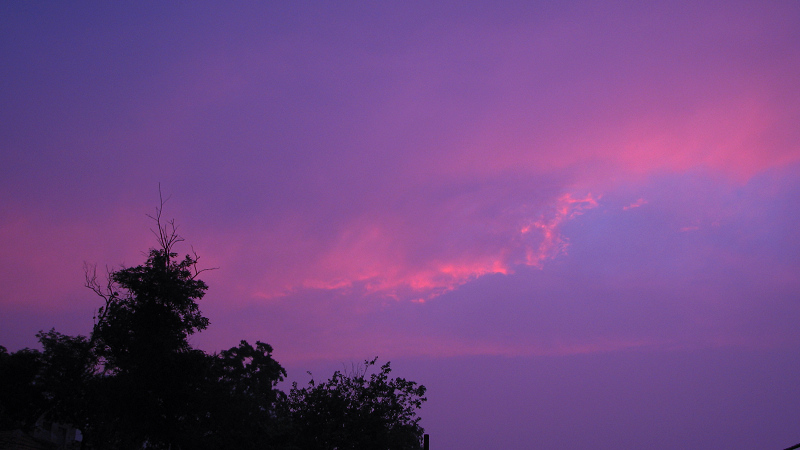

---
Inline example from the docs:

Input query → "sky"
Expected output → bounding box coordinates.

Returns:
[1,1,800,448]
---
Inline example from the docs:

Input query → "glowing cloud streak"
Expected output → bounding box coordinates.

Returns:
[252,192,602,302]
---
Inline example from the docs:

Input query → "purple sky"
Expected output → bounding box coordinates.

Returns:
[2,1,800,448]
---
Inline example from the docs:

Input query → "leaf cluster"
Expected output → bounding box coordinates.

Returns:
[91,249,209,374]
[287,358,427,450]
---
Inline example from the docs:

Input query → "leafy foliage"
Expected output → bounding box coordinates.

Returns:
[36,330,95,432]
[193,341,289,450]
[0,346,44,432]
[91,249,209,374]
[287,358,427,450]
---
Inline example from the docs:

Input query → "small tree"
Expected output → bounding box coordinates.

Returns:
[83,196,213,448]
[287,358,427,450]
[198,341,289,450]
[36,330,95,435]
[88,197,210,373]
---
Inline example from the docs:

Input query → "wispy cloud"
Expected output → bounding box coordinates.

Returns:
[623,198,647,210]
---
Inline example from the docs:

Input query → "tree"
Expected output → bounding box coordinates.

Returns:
[36,329,96,434]
[87,201,210,373]
[0,346,45,432]
[197,341,289,450]
[0,333,95,438]
[83,199,213,448]
[80,195,291,449]
[287,358,427,450]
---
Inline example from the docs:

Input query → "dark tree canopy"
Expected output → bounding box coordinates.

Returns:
[287,358,427,450]
[36,330,95,433]
[0,345,44,432]
[0,196,426,450]
[91,249,209,370]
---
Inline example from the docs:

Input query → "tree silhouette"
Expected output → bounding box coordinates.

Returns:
[36,330,95,437]
[1,192,426,449]
[199,341,289,450]
[287,358,427,450]
[80,195,216,448]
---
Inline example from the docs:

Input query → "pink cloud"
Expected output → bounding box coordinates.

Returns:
[200,190,601,306]
[623,198,647,210]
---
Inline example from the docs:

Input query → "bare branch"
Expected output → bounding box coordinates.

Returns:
[146,183,184,260]
[84,262,109,300]
[189,246,218,279]
[84,262,118,338]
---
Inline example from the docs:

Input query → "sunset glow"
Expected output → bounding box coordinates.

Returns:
[2,1,800,448]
